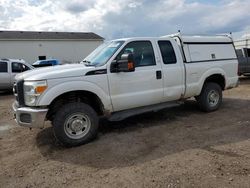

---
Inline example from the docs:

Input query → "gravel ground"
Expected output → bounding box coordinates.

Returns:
[0,77,250,188]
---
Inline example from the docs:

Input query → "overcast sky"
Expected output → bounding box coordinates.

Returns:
[0,0,250,40]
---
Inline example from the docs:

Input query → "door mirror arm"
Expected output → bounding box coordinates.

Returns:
[110,60,119,73]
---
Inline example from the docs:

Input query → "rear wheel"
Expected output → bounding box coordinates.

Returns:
[196,82,222,112]
[52,102,99,147]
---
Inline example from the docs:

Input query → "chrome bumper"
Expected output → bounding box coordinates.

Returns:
[12,102,48,128]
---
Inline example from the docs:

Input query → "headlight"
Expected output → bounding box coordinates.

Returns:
[24,80,47,106]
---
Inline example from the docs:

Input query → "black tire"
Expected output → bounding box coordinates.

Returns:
[196,82,222,112]
[52,102,99,147]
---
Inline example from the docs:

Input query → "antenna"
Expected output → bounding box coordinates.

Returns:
[229,32,234,41]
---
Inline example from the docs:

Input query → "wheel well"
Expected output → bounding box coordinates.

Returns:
[46,91,105,121]
[204,74,225,90]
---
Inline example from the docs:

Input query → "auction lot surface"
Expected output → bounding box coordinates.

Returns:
[1,78,250,188]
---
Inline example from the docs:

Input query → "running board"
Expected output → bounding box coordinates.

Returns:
[108,101,183,121]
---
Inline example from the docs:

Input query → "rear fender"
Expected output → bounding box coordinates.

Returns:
[197,68,226,95]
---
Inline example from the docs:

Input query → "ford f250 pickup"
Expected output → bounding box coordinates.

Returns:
[13,33,239,147]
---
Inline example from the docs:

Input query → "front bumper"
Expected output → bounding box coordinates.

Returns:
[12,102,48,128]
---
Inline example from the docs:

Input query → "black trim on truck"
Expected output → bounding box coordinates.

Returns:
[16,80,25,107]
[173,36,187,63]
[85,69,107,76]
[186,58,238,64]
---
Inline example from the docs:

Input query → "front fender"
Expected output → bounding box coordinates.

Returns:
[37,80,113,111]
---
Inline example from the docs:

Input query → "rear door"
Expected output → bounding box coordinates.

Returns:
[0,61,11,90]
[108,40,164,111]
[157,40,185,101]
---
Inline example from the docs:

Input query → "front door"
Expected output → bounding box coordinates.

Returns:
[108,40,164,112]
[10,62,31,85]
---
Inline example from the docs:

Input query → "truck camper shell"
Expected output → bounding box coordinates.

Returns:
[162,33,237,64]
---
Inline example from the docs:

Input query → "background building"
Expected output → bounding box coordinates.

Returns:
[0,31,104,64]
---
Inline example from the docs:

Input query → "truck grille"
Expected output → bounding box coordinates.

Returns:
[13,80,25,107]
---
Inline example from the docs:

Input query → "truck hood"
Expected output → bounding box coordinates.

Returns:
[15,64,95,81]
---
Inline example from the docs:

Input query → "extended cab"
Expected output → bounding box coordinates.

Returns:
[13,33,239,146]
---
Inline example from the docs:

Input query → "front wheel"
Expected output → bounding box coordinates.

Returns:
[52,102,99,147]
[196,82,222,112]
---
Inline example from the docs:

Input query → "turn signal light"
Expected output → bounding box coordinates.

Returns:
[35,86,47,94]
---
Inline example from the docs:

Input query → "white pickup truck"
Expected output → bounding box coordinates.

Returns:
[13,33,238,146]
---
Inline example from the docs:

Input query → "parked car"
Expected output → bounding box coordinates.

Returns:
[13,33,238,147]
[0,58,33,91]
[236,48,250,76]
[32,59,60,68]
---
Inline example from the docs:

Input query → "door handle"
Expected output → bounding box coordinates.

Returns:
[156,70,162,79]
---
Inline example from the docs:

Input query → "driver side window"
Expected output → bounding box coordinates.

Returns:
[116,41,156,67]
[12,62,30,73]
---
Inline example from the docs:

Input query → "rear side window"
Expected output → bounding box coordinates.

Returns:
[0,62,8,72]
[116,41,156,67]
[158,41,177,64]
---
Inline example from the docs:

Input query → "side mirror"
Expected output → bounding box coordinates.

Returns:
[111,54,135,73]
[21,64,25,72]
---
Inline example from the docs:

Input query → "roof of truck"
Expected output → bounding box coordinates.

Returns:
[161,33,233,43]
[113,35,233,44]
[113,37,158,41]
[180,36,233,43]
[0,58,25,62]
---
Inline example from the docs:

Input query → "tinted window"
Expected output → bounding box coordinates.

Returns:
[236,49,243,57]
[0,62,8,72]
[116,41,156,67]
[12,62,30,73]
[158,41,177,64]
[247,49,250,57]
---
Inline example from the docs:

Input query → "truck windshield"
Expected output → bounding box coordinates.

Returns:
[82,40,125,67]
